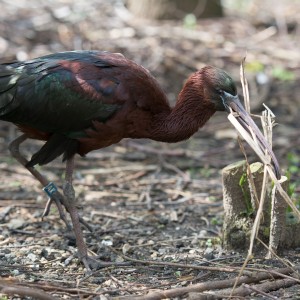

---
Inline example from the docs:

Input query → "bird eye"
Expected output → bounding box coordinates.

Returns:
[216,88,223,95]
[223,84,237,96]
[216,82,237,97]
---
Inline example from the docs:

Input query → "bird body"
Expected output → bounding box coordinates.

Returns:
[0,50,281,270]
[0,50,223,166]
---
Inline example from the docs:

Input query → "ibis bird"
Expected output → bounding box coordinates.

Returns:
[0,50,281,270]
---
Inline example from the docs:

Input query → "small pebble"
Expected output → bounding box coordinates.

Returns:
[12,269,19,276]
[27,253,37,262]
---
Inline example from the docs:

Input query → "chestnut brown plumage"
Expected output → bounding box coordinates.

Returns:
[0,50,281,270]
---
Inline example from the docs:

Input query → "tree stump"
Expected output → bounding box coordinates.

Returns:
[267,179,288,257]
[222,160,254,250]
[222,160,300,254]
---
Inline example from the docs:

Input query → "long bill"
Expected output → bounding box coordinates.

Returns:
[222,93,281,179]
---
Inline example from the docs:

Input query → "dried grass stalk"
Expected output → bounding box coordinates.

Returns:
[228,58,299,296]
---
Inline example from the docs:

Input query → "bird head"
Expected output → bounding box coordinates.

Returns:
[200,66,238,111]
[202,66,281,179]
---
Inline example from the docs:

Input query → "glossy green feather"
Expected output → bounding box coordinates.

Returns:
[0,51,121,138]
[0,51,122,165]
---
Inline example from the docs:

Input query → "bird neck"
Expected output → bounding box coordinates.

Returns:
[150,87,216,143]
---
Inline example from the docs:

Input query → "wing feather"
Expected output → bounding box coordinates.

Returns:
[0,51,123,165]
[0,51,122,135]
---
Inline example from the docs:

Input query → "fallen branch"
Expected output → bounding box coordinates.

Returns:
[224,277,298,298]
[0,281,58,300]
[114,265,300,300]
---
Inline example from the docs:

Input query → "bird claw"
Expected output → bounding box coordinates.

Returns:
[80,255,132,273]
[81,256,103,273]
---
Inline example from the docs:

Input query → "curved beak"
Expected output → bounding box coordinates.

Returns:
[222,92,281,179]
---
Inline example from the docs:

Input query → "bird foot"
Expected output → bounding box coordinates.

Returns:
[81,255,103,272]
[79,255,132,273]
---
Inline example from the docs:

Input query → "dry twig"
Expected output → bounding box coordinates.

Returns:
[114,265,300,300]
[0,281,58,300]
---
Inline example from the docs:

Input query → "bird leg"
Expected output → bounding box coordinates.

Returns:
[62,156,103,271]
[8,134,71,230]
[62,157,88,261]
[8,134,105,270]
[42,185,94,233]
[9,135,99,270]
[63,158,129,271]
[8,134,93,229]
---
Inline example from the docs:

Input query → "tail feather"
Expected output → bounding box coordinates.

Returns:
[26,134,79,167]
